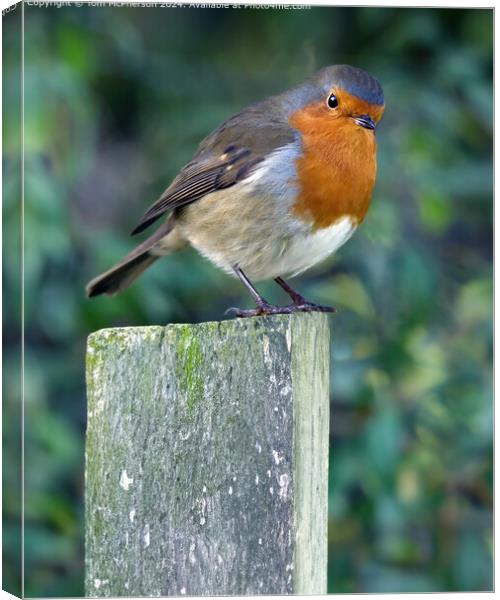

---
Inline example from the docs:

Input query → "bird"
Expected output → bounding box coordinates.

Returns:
[86,64,385,317]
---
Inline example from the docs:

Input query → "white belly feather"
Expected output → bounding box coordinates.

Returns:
[271,215,357,278]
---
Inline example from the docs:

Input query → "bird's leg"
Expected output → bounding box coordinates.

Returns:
[274,277,308,305]
[274,276,336,313]
[226,268,336,318]
[234,267,267,306]
[226,267,280,317]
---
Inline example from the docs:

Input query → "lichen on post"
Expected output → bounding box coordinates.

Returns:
[85,313,329,596]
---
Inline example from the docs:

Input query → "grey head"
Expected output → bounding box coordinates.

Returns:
[278,64,384,118]
[313,64,384,106]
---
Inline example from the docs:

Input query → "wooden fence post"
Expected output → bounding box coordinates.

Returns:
[85,313,330,596]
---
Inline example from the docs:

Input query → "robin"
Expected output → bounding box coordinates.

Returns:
[86,64,385,317]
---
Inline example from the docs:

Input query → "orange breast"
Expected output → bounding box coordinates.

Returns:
[289,98,381,230]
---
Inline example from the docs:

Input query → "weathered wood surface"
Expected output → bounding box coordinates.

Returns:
[85,313,329,597]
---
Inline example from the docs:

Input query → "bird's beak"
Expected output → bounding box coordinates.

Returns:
[353,114,376,130]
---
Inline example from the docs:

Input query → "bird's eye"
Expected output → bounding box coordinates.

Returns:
[327,93,338,109]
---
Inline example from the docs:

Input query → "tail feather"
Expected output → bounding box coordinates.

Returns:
[85,220,175,298]
[86,253,158,297]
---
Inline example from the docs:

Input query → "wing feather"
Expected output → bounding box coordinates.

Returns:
[131,146,263,235]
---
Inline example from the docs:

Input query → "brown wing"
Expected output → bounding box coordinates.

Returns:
[131,145,263,235]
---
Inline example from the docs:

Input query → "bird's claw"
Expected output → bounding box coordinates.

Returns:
[293,302,336,313]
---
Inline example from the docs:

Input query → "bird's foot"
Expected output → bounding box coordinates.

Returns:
[272,277,335,313]
[293,300,336,313]
[225,300,336,318]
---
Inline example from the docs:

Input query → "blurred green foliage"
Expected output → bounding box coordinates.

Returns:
[2,5,492,596]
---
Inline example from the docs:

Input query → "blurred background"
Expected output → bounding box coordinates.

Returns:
[3,5,493,596]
